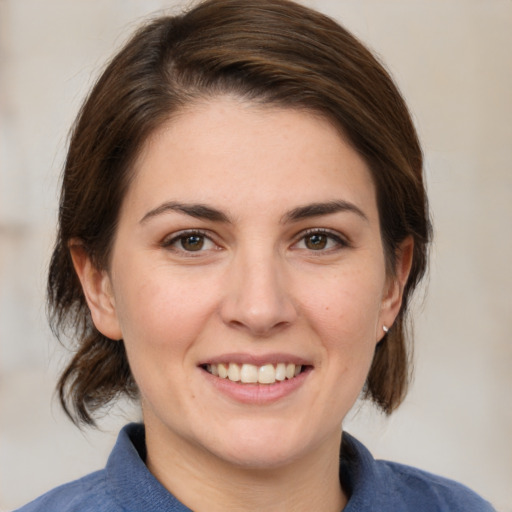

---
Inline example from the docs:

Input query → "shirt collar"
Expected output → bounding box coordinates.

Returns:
[340,431,381,510]
[106,423,380,511]
[106,423,192,511]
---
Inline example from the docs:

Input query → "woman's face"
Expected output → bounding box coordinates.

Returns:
[82,97,406,469]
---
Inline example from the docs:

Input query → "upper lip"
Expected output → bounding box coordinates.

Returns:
[198,352,312,367]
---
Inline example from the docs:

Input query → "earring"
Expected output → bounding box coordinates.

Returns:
[382,325,389,333]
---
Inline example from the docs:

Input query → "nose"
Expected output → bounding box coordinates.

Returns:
[219,249,298,337]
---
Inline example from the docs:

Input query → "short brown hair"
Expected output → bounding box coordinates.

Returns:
[48,0,431,425]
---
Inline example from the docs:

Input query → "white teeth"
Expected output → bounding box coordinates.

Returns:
[285,363,295,379]
[275,363,286,381]
[258,364,276,384]
[228,362,241,382]
[240,364,258,383]
[218,363,228,379]
[206,362,304,384]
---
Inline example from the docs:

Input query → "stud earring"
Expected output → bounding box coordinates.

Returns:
[383,325,389,333]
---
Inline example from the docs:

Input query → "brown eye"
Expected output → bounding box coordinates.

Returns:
[180,235,205,251]
[162,230,217,254]
[305,233,328,250]
[293,230,348,252]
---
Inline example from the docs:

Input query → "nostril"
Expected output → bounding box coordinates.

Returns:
[228,319,245,330]
[227,317,291,337]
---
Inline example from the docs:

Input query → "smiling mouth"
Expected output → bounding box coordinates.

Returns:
[202,363,308,385]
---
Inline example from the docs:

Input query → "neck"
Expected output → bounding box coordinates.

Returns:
[145,424,347,512]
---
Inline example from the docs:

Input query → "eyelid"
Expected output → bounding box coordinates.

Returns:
[292,228,351,250]
[160,227,350,254]
[161,229,220,252]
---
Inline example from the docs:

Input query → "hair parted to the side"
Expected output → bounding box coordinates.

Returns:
[48,0,431,426]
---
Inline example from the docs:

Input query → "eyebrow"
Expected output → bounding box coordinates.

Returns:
[282,200,368,223]
[140,199,368,225]
[140,202,231,224]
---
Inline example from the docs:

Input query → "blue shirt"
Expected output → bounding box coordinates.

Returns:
[16,423,495,511]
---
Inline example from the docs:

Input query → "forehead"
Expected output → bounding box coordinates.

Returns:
[124,97,377,221]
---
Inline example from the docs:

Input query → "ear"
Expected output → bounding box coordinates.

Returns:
[69,242,123,340]
[379,236,414,337]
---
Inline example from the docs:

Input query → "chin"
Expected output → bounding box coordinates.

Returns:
[212,441,305,470]
[198,419,322,470]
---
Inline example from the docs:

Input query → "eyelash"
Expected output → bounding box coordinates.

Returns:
[161,228,349,255]
[161,229,219,255]
[294,228,350,252]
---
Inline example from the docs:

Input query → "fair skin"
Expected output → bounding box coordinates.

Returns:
[72,97,412,512]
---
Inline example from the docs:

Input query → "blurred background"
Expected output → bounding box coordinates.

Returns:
[0,0,511,510]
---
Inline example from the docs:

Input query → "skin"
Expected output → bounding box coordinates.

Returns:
[72,97,412,511]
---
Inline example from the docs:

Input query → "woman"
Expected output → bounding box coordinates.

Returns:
[17,0,494,510]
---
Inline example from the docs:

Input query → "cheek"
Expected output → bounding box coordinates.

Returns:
[112,275,213,404]
[112,269,217,357]
[299,266,385,342]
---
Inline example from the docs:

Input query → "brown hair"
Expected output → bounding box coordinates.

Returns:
[48,0,431,425]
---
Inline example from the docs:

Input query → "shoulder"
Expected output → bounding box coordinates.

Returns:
[377,460,496,511]
[15,424,191,512]
[13,469,119,512]
[341,432,495,512]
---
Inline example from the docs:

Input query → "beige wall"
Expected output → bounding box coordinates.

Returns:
[1,1,510,510]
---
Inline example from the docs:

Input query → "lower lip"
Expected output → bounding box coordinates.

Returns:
[201,367,312,405]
